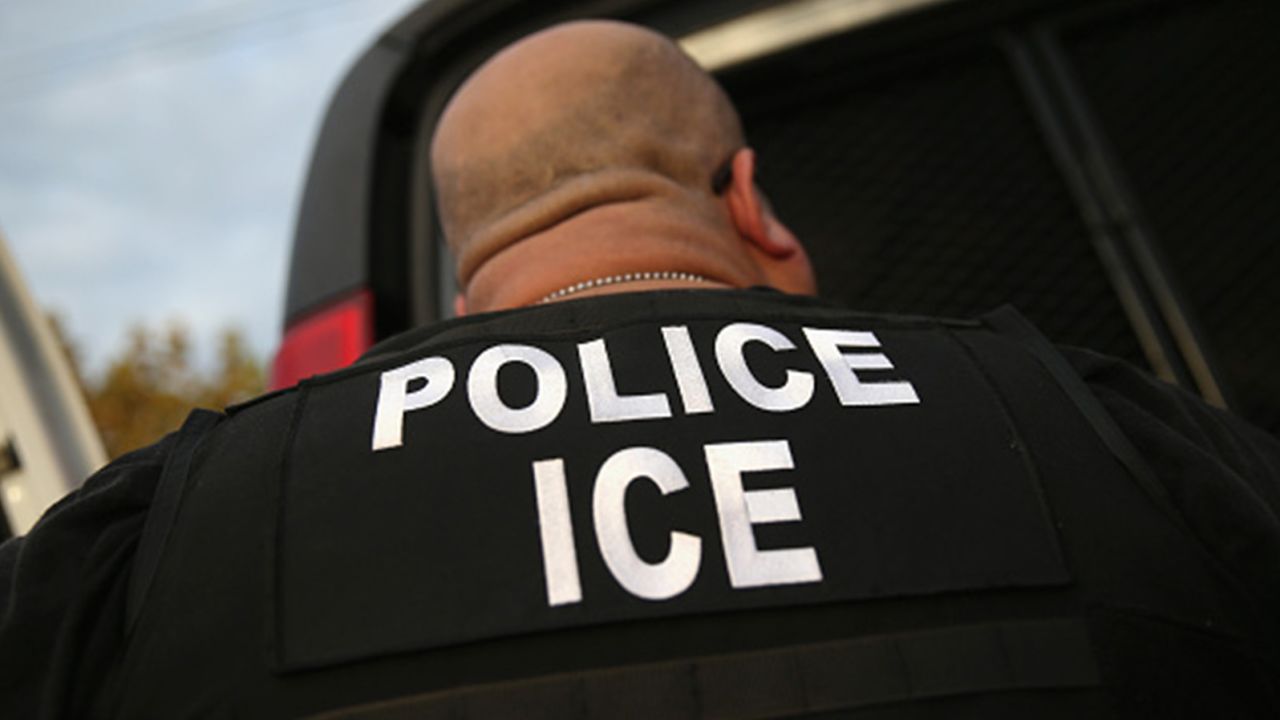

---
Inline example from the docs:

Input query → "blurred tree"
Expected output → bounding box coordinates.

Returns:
[53,319,265,459]
[201,328,268,411]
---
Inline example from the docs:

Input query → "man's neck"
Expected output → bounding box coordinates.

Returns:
[461,201,760,313]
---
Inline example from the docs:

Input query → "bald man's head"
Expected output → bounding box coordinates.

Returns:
[431,20,745,284]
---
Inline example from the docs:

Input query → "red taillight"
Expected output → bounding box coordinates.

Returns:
[270,290,375,389]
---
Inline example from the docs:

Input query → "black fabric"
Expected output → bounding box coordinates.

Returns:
[984,307,1179,513]
[275,314,1066,669]
[1002,307,1280,611]
[1,290,1278,719]
[1069,348,1280,610]
[305,619,1102,720]
[125,409,222,632]
[0,434,177,719]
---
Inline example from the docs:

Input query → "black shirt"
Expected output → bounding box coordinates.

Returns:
[2,290,1278,718]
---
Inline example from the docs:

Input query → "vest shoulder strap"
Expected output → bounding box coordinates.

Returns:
[126,408,223,632]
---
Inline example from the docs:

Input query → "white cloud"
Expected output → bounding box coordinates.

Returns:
[0,0,421,377]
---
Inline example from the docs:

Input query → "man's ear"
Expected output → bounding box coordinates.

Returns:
[725,148,801,258]
[453,292,468,317]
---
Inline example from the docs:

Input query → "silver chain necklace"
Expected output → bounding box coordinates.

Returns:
[538,270,712,304]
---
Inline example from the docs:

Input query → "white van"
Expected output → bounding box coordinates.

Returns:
[0,231,105,540]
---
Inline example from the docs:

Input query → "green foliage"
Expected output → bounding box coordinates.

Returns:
[70,322,265,459]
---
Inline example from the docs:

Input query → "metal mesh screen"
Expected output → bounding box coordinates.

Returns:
[1064,0,1280,434]
[728,43,1146,366]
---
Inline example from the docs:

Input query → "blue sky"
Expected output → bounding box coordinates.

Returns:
[0,0,422,376]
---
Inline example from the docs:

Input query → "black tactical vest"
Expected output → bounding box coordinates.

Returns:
[110,291,1279,718]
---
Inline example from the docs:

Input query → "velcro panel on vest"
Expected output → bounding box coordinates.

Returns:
[274,318,1069,670]
[303,620,1104,720]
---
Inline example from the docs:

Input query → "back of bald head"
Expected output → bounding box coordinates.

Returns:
[431,20,745,283]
